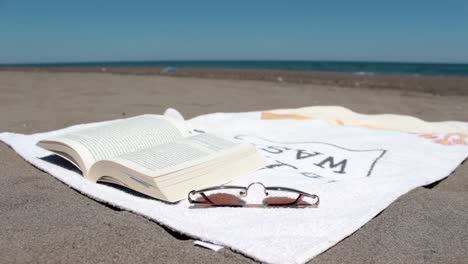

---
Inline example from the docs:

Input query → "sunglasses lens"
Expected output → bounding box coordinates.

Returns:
[192,188,246,207]
[263,190,315,207]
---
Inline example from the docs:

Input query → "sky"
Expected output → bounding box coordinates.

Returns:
[1,0,467,64]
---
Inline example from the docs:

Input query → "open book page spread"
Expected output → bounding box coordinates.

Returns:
[37,114,265,202]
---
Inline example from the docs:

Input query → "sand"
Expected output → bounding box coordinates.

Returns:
[3,67,468,96]
[0,71,467,263]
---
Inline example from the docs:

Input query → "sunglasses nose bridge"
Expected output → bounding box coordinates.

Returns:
[242,182,268,197]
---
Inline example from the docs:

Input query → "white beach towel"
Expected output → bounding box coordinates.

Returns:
[1,106,467,264]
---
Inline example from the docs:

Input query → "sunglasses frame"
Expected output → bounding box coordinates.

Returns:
[188,182,319,208]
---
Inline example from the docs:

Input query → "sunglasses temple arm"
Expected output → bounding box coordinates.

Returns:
[307,194,320,207]
[292,193,320,207]
[291,194,304,205]
[188,191,215,205]
[200,192,215,205]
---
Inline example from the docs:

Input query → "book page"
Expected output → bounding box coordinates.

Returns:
[87,133,265,201]
[41,115,188,174]
[109,133,242,176]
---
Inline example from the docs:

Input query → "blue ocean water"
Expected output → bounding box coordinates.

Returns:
[2,61,468,77]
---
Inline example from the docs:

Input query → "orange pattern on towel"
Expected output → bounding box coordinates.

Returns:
[335,120,345,125]
[261,112,350,125]
[261,112,468,146]
[419,133,468,146]
[261,112,311,120]
[261,112,349,125]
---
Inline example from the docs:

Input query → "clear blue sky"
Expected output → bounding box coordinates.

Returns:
[1,0,467,63]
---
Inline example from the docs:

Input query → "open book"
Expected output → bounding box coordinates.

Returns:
[37,115,265,202]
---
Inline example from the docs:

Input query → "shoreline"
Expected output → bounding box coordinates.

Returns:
[1,67,468,96]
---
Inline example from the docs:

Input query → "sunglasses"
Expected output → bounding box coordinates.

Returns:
[188,182,319,208]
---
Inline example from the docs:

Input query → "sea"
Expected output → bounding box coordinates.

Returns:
[2,61,468,77]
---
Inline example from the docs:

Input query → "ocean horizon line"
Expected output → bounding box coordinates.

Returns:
[2,59,468,66]
[1,60,468,77]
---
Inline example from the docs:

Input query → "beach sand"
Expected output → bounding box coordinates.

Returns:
[1,70,467,263]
